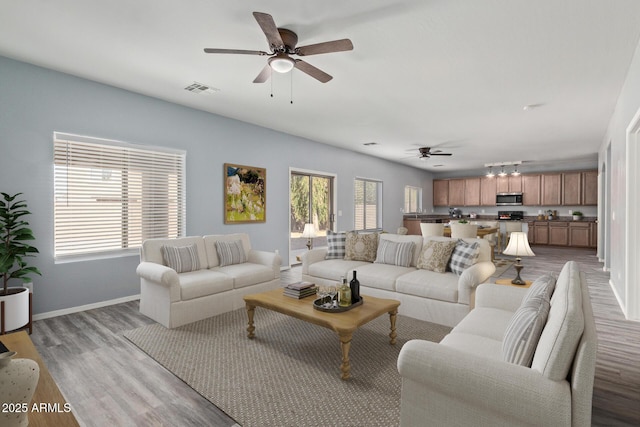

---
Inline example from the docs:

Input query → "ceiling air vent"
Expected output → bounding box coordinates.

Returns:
[184,82,220,94]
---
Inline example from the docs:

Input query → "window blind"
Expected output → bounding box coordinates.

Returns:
[354,178,382,231]
[404,185,422,213]
[53,133,186,259]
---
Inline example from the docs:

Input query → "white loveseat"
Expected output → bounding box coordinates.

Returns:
[397,261,597,426]
[137,233,281,328]
[302,233,496,327]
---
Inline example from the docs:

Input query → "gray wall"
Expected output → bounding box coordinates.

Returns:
[0,56,431,315]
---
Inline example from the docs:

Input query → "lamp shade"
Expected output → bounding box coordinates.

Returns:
[503,232,535,257]
[301,223,317,238]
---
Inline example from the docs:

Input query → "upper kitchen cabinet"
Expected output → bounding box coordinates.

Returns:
[562,170,598,205]
[522,174,541,205]
[582,170,598,205]
[480,176,497,206]
[448,179,465,206]
[542,173,562,205]
[433,179,449,207]
[464,177,481,206]
[496,175,523,193]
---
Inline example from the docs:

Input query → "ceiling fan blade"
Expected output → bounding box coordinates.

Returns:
[204,48,269,55]
[296,39,354,56]
[253,64,272,83]
[294,60,332,83]
[429,153,452,156]
[253,12,284,50]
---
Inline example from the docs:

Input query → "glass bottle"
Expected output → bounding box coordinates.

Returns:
[350,271,360,303]
[338,276,351,307]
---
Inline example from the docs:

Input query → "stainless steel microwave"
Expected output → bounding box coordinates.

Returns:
[496,192,523,206]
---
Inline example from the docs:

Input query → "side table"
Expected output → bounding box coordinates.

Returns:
[495,278,533,288]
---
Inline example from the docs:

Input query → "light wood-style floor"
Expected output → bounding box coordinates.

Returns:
[28,246,640,426]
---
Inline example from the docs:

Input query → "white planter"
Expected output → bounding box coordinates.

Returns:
[0,286,30,333]
[572,215,583,221]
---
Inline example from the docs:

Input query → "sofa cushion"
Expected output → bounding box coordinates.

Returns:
[214,263,276,289]
[440,332,503,359]
[451,307,515,341]
[502,294,550,367]
[374,239,415,267]
[531,261,585,380]
[325,230,347,259]
[351,263,415,292]
[179,270,234,301]
[215,240,248,266]
[308,259,370,282]
[523,273,556,303]
[344,232,379,262]
[417,240,457,273]
[161,244,201,273]
[395,269,459,303]
[449,239,480,275]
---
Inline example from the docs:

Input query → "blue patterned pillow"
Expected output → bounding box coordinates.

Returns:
[325,230,346,259]
[448,239,480,275]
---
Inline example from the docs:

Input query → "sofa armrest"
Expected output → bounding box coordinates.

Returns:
[136,262,179,287]
[475,283,528,311]
[397,340,571,425]
[456,261,496,305]
[248,250,282,278]
[301,248,328,274]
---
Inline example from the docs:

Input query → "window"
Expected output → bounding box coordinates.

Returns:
[354,178,382,231]
[404,185,422,213]
[53,132,185,259]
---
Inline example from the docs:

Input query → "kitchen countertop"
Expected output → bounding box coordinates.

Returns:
[403,215,596,223]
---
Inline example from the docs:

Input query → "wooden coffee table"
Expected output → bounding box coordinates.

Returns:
[243,288,400,380]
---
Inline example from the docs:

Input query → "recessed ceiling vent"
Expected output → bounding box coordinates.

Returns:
[184,82,220,94]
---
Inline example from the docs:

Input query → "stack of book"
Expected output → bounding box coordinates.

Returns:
[283,281,317,299]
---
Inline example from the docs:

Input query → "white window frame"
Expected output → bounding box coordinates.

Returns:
[404,185,423,213]
[53,132,186,261]
[354,177,383,231]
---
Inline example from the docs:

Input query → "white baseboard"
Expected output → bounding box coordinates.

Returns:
[33,294,141,321]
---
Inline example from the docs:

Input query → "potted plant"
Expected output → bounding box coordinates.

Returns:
[572,211,584,221]
[0,192,41,333]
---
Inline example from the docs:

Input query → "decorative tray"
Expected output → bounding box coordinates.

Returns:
[313,296,363,313]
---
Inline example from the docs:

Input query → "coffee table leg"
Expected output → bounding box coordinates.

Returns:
[339,333,352,380]
[389,309,398,345]
[246,304,255,339]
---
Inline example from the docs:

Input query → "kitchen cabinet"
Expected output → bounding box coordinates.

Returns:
[403,218,422,235]
[480,176,497,206]
[562,172,582,205]
[464,177,481,206]
[533,221,549,245]
[549,221,569,246]
[527,221,536,244]
[522,175,541,205]
[448,179,465,206]
[582,170,598,205]
[433,180,449,207]
[542,174,562,205]
[496,175,523,193]
[569,222,590,247]
[589,222,598,248]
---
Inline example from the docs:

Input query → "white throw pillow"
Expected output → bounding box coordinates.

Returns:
[502,294,550,367]
[161,244,201,273]
[215,240,247,267]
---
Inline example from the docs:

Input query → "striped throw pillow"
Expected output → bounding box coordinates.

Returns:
[502,294,550,366]
[325,230,346,259]
[374,239,415,267]
[215,240,247,267]
[448,239,480,275]
[161,244,201,273]
[523,273,556,303]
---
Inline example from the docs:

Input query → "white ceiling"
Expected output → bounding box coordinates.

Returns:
[2,0,640,174]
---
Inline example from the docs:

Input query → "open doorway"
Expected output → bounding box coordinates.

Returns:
[289,170,336,266]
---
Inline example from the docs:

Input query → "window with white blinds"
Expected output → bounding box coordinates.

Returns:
[404,185,422,213]
[354,178,382,231]
[53,132,186,259]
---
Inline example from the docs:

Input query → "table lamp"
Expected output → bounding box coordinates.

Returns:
[302,223,317,250]
[502,231,535,285]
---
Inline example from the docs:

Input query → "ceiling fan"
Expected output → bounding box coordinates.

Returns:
[204,12,353,83]
[416,147,453,160]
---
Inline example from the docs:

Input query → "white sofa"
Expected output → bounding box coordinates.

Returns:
[397,261,597,427]
[136,233,281,328]
[302,234,496,327]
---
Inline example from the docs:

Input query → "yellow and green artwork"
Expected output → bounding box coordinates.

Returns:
[224,163,266,223]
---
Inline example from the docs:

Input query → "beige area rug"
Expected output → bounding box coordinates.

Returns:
[124,307,451,427]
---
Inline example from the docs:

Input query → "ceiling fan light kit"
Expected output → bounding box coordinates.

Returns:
[204,11,353,84]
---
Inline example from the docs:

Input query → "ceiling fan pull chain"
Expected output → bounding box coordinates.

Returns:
[270,67,274,98]
[290,72,294,104]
